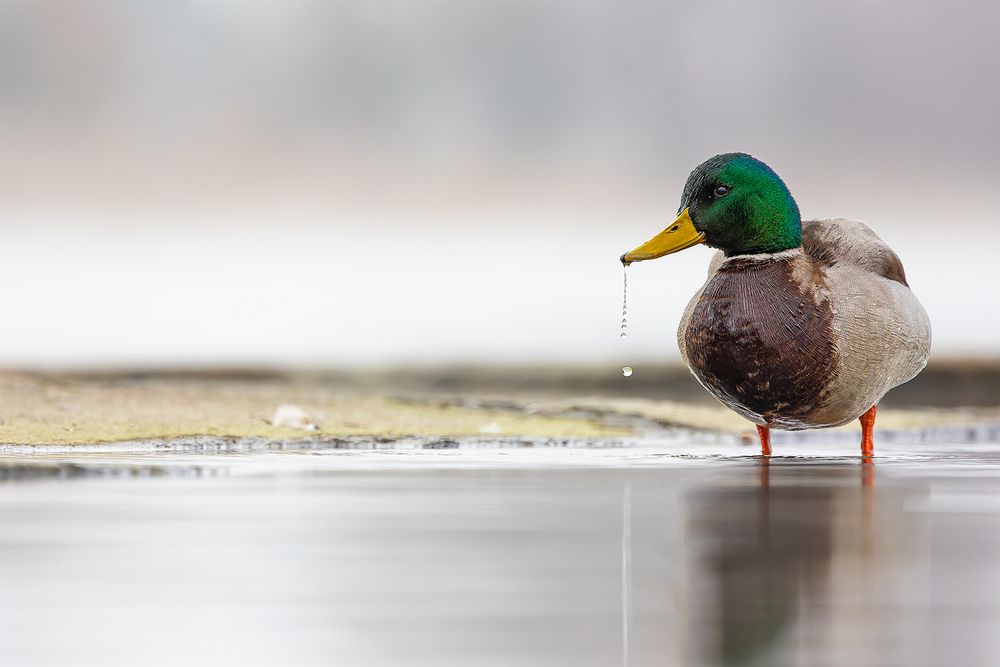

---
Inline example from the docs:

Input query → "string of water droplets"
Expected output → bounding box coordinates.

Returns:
[620,266,628,338]
[620,266,633,378]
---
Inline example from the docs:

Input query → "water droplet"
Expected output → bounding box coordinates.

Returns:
[621,366,633,377]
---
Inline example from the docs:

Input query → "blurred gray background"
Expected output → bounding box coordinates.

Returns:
[1,0,997,369]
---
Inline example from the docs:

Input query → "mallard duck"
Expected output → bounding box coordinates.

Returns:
[621,153,931,457]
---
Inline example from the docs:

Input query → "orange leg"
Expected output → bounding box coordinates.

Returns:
[859,404,877,458]
[755,424,772,457]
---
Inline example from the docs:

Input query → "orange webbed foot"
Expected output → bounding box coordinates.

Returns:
[756,424,771,457]
[859,404,877,459]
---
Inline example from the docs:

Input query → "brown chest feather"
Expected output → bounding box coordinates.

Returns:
[683,257,839,425]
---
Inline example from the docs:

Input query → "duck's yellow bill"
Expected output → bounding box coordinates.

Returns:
[620,208,705,266]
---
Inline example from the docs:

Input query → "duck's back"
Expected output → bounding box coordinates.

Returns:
[678,218,931,429]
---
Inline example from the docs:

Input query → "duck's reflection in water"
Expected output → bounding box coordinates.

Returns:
[683,460,914,666]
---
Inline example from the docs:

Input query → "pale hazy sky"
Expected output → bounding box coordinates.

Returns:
[1,0,997,367]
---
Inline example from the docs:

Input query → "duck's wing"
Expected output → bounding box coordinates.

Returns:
[800,218,931,425]
[802,218,908,286]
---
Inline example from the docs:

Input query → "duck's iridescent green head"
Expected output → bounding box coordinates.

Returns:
[682,153,801,256]
[621,153,802,264]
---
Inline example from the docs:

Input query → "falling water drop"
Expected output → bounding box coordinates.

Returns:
[621,366,633,377]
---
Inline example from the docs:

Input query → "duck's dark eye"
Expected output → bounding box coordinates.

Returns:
[713,185,730,197]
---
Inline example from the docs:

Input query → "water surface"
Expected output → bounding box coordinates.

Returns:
[1,440,998,666]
